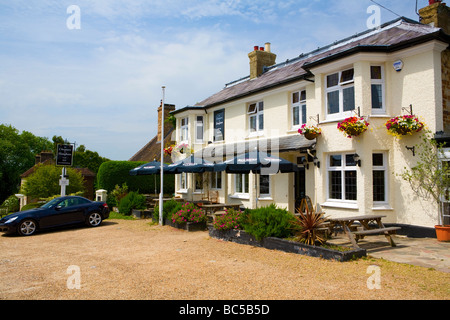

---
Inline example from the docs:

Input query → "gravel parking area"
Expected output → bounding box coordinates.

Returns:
[0,219,449,300]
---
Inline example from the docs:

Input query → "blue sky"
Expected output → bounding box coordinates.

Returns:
[0,0,430,160]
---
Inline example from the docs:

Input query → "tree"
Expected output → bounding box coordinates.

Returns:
[0,124,53,202]
[399,131,450,226]
[22,164,85,199]
[73,144,109,174]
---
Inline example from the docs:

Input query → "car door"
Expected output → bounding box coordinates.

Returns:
[39,198,85,228]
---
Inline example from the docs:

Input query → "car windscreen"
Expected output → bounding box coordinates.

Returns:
[40,198,62,209]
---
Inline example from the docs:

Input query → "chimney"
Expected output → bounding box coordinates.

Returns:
[248,42,277,79]
[158,101,176,142]
[39,151,54,163]
[419,0,450,34]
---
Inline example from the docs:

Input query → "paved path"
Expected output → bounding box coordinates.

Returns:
[328,234,450,273]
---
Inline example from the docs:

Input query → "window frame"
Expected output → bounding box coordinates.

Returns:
[325,68,355,120]
[370,65,386,115]
[210,171,222,190]
[195,115,204,143]
[178,172,188,193]
[292,90,307,129]
[259,175,271,198]
[179,117,189,143]
[372,152,389,206]
[234,173,249,196]
[326,153,358,204]
[248,101,264,135]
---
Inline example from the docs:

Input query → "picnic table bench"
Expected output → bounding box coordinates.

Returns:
[329,215,401,249]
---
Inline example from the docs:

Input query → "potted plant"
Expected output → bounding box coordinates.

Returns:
[399,131,450,241]
[298,124,322,140]
[337,116,369,138]
[385,115,425,138]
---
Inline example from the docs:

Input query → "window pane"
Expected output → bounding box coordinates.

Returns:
[249,115,257,132]
[372,153,384,166]
[371,84,383,109]
[329,171,342,199]
[260,175,270,195]
[341,69,354,83]
[330,155,342,167]
[345,171,357,200]
[327,91,340,114]
[373,170,385,202]
[343,86,355,111]
[258,102,264,111]
[292,92,299,104]
[244,174,249,193]
[327,73,339,88]
[236,175,242,193]
[259,113,264,130]
[300,90,306,101]
[248,103,257,114]
[346,154,356,167]
[293,106,300,126]
[196,116,203,141]
[301,104,307,125]
[216,173,222,189]
[371,66,382,80]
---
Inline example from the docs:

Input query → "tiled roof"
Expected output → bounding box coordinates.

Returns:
[195,17,449,108]
[128,129,175,163]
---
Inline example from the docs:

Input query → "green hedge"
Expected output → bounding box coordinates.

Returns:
[96,161,175,194]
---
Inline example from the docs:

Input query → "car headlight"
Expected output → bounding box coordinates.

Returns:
[5,216,18,224]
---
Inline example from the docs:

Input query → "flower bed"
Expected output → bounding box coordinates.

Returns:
[208,226,366,262]
[337,116,369,138]
[385,115,424,138]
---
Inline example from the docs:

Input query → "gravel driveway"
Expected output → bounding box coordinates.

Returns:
[0,219,448,300]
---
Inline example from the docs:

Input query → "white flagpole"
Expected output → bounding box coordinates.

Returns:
[159,86,166,226]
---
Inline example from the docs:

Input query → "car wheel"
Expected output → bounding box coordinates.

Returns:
[17,220,37,236]
[86,212,102,227]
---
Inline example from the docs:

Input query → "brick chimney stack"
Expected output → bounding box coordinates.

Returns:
[419,0,450,33]
[248,42,277,79]
[419,0,450,131]
[157,101,176,142]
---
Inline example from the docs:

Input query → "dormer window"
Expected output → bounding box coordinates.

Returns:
[326,68,355,120]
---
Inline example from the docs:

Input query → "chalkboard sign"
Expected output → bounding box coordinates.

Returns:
[214,109,225,142]
[56,144,74,166]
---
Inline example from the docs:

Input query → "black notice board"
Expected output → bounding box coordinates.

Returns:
[56,144,74,166]
[214,109,225,142]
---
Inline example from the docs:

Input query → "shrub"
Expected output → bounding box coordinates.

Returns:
[213,208,243,231]
[20,202,43,211]
[290,212,328,246]
[171,202,206,225]
[1,195,20,213]
[243,204,295,241]
[153,199,183,221]
[108,183,129,208]
[118,191,147,216]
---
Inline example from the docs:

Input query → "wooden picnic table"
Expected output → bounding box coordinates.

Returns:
[328,214,401,249]
[200,203,242,215]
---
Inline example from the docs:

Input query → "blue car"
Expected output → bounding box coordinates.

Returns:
[0,196,110,236]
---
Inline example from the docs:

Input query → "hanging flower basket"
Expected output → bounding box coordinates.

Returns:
[298,124,322,140]
[385,115,424,138]
[164,145,174,156]
[337,116,370,138]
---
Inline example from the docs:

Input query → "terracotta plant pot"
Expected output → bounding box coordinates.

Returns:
[435,225,450,242]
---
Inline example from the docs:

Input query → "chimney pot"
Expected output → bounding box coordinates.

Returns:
[253,46,259,51]
[265,42,271,53]
[260,47,264,51]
